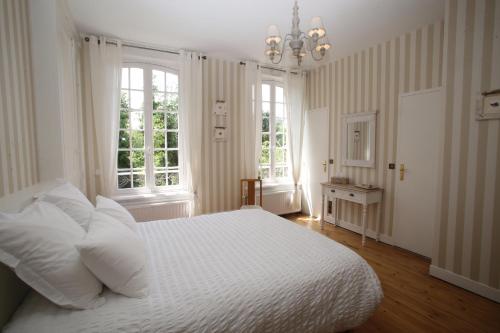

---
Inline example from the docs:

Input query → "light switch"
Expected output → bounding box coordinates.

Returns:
[484,94,500,115]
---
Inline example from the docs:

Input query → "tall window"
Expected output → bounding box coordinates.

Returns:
[118,64,181,190]
[259,81,289,180]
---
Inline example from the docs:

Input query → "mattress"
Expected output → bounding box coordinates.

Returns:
[4,209,382,333]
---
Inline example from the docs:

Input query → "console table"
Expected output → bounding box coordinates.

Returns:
[321,183,383,246]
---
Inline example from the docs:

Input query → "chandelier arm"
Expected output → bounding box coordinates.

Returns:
[310,48,324,61]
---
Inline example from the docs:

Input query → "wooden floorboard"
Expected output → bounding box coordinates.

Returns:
[284,213,500,333]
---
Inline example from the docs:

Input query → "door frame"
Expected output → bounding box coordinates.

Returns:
[302,107,330,218]
[394,87,444,258]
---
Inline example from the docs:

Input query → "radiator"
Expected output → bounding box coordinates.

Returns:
[126,201,190,222]
[260,189,302,215]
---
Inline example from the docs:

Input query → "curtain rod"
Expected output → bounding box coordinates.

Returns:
[239,61,299,75]
[83,37,207,59]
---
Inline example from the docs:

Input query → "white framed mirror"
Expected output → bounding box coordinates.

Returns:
[341,111,377,168]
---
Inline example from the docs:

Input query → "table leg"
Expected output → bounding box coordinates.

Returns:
[362,204,368,246]
[332,198,337,226]
[320,194,325,230]
[376,201,382,242]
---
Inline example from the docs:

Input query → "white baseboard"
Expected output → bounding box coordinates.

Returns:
[429,265,500,303]
[324,219,394,245]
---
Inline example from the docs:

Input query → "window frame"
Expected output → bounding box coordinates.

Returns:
[259,79,291,183]
[116,62,185,195]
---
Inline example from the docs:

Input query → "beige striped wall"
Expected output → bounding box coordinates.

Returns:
[199,59,244,214]
[0,0,38,198]
[435,0,500,289]
[307,20,444,236]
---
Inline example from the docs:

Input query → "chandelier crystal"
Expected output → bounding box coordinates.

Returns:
[265,0,331,66]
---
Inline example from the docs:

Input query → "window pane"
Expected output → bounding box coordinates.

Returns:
[130,90,144,110]
[118,130,129,149]
[131,130,144,148]
[262,84,271,102]
[121,68,129,89]
[153,112,165,129]
[120,111,129,128]
[262,116,269,132]
[153,92,165,110]
[155,172,166,186]
[276,167,284,178]
[117,151,130,169]
[167,150,178,167]
[154,150,165,167]
[167,132,178,148]
[120,91,129,110]
[276,86,284,103]
[166,94,178,111]
[167,113,178,129]
[133,173,145,188]
[118,174,131,188]
[130,68,143,90]
[276,118,284,133]
[260,148,269,164]
[130,112,144,130]
[168,172,179,185]
[166,73,178,92]
[262,101,270,116]
[276,148,284,163]
[154,131,165,148]
[276,133,284,147]
[276,103,285,119]
[262,133,270,148]
[152,70,165,92]
[131,151,144,168]
[261,167,270,179]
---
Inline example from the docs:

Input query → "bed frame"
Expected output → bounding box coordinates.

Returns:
[0,181,59,328]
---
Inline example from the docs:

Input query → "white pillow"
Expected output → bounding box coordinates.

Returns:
[38,181,94,230]
[77,212,149,298]
[0,202,104,309]
[96,195,137,231]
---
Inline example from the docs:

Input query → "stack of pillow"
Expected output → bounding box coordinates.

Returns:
[0,181,149,309]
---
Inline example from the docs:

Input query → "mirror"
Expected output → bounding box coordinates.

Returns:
[341,111,376,168]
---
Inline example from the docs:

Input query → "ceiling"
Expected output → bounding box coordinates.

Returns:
[68,0,445,68]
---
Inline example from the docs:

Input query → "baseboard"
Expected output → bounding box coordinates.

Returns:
[324,219,394,245]
[429,265,500,303]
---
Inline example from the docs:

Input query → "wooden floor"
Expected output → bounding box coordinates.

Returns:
[284,214,500,333]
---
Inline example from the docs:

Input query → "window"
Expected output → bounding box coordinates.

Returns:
[259,81,289,180]
[118,64,181,191]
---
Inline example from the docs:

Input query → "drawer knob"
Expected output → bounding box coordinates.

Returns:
[349,193,354,197]
[331,189,335,193]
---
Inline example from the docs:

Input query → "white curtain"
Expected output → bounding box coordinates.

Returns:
[284,70,306,187]
[240,62,262,179]
[81,36,122,199]
[179,51,203,216]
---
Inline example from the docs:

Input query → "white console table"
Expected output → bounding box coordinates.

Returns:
[321,183,383,246]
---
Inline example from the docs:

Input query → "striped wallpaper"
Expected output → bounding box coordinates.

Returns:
[307,20,444,236]
[199,59,244,214]
[435,0,500,290]
[0,0,38,198]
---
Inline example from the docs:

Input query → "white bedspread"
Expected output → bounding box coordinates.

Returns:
[5,209,382,333]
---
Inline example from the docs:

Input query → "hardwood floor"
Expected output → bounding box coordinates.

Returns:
[284,213,500,333]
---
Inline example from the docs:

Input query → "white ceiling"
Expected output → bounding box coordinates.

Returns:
[68,0,444,68]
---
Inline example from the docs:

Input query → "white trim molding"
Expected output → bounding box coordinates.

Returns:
[429,265,500,303]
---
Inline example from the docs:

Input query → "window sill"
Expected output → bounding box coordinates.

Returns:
[260,181,300,194]
[112,190,193,207]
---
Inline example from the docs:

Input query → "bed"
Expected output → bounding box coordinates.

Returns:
[1,184,382,333]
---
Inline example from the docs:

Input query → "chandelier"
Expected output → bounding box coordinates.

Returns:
[265,0,331,66]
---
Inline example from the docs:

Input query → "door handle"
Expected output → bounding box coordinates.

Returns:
[322,160,327,173]
[400,164,406,181]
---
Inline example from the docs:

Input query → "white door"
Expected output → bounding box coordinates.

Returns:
[393,88,443,257]
[302,108,329,218]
